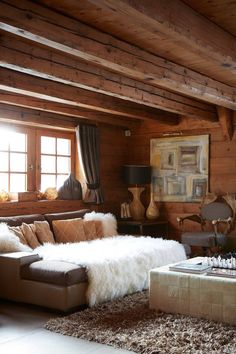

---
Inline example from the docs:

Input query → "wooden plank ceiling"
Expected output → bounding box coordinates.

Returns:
[0,0,235,135]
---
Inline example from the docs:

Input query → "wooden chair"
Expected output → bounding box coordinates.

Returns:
[177,195,234,254]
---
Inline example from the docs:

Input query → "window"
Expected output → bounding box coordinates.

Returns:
[0,124,75,195]
[40,135,72,191]
[0,129,27,192]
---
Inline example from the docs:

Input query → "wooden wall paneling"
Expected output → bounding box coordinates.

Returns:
[217,106,234,141]
[99,125,129,216]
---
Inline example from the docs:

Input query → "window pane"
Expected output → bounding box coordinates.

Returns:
[41,155,56,173]
[0,132,9,151]
[9,132,26,152]
[57,174,68,189]
[41,136,56,154]
[41,174,56,191]
[0,173,8,191]
[10,174,26,192]
[57,138,71,156]
[0,152,8,172]
[10,153,27,172]
[57,156,71,173]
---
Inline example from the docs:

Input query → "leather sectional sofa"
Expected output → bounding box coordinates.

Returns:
[0,209,91,312]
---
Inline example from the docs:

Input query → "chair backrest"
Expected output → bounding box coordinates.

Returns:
[201,202,233,221]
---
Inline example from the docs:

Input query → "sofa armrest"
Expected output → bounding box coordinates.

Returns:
[0,252,41,266]
[0,252,41,299]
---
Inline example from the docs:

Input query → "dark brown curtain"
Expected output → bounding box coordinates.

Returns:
[76,124,104,204]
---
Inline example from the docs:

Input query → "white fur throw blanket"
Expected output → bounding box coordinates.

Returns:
[35,236,186,306]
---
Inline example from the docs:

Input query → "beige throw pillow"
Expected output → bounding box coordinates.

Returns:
[52,218,86,243]
[20,223,41,249]
[9,226,27,245]
[94,220,104,238]
[34,221,55,244]
[83,220,97,241]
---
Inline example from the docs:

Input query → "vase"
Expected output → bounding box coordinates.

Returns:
[146,193,159,220]
[128,187,145,220]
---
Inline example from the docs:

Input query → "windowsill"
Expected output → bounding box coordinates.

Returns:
[0,199,83,204]
[0,199,87,217]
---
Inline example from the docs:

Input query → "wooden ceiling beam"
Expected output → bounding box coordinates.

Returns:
[0,68,178,124]
[217,106,234,141]
[81,0,236,77]
[0,91,139,128]
[0,102,78,130]
[0,0,235,110]
[0,33,217,121]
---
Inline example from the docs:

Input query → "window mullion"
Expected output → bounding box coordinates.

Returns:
[27,129,36,191]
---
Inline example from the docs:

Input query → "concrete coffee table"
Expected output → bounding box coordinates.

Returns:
[149,257,236,325]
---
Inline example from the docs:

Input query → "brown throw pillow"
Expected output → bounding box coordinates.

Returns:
[9,226,27,245]
[34,221,55,244]
[52,218,86,243]
[94,220,104,238]
[20,223,41,249]
[83,220,97,241]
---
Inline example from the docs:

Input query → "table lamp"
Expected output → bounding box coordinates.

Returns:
[123,165,151,220]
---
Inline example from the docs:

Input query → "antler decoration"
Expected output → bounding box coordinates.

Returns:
[223,193,236,231]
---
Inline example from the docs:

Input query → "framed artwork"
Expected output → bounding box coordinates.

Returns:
[150,135,209,202]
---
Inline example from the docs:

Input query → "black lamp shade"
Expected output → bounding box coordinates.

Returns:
[123,165,151,185]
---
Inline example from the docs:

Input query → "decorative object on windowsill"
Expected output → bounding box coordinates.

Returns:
[123,165,151,220]
[0,190,9,202]
[57,174,82,200]
[44,187,58,200]
[120,202,131,219]
[18,192,38,202]
[37,191,44,200]
[146,189,160,220]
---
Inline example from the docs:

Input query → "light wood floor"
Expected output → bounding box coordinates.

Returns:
[0,300,134,354]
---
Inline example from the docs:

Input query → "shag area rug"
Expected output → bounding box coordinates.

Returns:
[45,291,236,354]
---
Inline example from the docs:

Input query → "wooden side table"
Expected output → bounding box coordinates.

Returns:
[117,219,169,238]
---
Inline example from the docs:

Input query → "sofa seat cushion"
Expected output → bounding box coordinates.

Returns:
[20,260,88,286]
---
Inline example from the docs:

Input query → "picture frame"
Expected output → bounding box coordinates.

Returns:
[150,135,209,202]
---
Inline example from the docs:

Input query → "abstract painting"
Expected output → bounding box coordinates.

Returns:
[150,135,209,202]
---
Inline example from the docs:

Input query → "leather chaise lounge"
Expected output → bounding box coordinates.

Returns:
[0,209,90,312]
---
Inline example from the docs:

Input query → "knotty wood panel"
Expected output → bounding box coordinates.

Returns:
[99,125,128,216]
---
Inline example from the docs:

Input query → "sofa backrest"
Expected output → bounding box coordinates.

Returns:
[44,209,91,229]
[0,214,46,227]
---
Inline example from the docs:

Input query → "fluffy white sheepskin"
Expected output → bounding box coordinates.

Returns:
[0,223,32,253]
[35,235,186,306]
[84,211,117,237]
